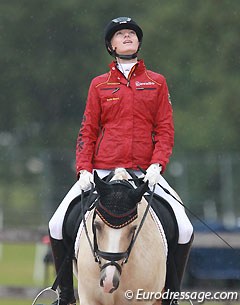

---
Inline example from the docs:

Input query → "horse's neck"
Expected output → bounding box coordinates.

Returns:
[138,198,149,217]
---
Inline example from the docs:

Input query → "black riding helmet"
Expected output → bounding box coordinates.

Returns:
[104,17,143,60]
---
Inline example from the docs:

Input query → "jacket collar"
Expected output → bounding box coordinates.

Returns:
[109,59,146,79]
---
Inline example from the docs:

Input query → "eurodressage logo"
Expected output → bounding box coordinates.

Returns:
[124,289,193,304]
[125,289,239,303]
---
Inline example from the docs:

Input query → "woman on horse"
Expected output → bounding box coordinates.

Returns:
[49,16,194,305]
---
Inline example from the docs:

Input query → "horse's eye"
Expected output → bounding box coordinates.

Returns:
[94,221,102,231]
[130,225,137,235]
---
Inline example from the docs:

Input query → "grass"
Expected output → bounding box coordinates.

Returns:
[0,243,77,304]
[0,242,48,286]
[0,244,239,305]
[0,242,56,304]
[0,243,35,286]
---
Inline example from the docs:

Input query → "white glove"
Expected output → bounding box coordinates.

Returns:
[78,170,94,191]
[144,163,162,187]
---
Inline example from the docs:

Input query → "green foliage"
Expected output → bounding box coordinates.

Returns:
[140,1,240,152]
[0,1,240,228]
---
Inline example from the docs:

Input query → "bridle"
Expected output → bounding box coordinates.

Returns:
[81,180,155,274]
[92,208,136,274]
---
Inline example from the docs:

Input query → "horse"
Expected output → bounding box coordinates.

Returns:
[76,168,167,305]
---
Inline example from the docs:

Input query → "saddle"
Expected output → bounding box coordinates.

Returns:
[144,193,178,250]
[62,177,179,255]
[62,190,98,247]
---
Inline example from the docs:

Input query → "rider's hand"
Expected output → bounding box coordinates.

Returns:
[78,170,94,191]
[144,163,162,187]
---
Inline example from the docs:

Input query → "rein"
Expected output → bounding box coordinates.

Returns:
[81,181,155,273]
[137,166,238,251]
[80,184,100,264]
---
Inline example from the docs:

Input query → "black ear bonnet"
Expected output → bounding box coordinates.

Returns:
[94,172,148,228]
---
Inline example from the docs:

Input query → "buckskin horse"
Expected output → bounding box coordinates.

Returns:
[74,168,168,305]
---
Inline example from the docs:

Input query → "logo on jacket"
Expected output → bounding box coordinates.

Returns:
[135,81,155,86]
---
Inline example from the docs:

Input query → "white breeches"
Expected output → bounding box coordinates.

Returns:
[49,169,193,244]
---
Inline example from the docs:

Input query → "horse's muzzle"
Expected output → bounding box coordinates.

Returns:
[100,263,121,293]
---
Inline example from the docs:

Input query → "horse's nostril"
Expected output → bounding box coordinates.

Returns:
[112,273,120,290]
[100,265,121,293]
[109,287,117,293]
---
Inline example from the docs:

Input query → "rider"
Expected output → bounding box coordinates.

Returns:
[49,17,194,305]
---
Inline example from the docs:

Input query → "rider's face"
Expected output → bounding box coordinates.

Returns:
[111,29,139,56]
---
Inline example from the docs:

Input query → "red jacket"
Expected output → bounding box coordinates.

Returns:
[76,60,174,175]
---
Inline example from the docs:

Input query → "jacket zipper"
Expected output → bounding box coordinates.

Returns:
[126,65,137,87]
[96,128,105,155]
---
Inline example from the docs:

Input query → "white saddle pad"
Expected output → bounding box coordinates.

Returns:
[74,207,168,258]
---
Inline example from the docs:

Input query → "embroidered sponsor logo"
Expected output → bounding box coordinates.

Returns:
[135,81,155,86]
[107,97,120,102]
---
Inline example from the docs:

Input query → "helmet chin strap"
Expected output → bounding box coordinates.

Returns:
[113,50,138,60]
[110,45,138,60]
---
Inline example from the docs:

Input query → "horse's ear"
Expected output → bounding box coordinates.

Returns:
[131,181,149,204]
[94,171,109,194]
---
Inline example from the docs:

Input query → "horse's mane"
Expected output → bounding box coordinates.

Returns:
[111,168,129,181]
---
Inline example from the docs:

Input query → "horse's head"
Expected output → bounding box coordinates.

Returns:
[93,169,148,293]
